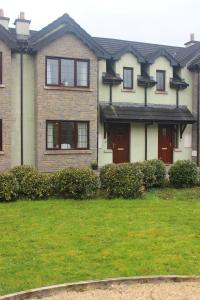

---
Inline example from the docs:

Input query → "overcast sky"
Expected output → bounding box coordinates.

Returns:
[1,0,200,46]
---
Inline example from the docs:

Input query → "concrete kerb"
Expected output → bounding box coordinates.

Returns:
[1,275,200,300]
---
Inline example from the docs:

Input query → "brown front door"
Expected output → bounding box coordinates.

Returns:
[108,123,130,163]
[158,125,173,164]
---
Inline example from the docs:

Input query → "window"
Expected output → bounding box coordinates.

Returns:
[0,52,2,84]
[46,57,89,87]
[123,67,133,89]
[0,120,2,151]
[156,70,165,91]
[46,121,89,150]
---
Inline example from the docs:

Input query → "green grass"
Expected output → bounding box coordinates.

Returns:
[1,188,200,295]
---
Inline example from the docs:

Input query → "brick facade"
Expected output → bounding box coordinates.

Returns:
[35,34,98,172]
[0,41,12,171]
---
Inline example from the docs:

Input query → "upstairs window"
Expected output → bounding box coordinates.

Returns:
[46,57,89,87]
[123,67,133,89]
[156,70,165,91]
[46,121,89,150]
[0,120,2,151]
[0,52,2,84]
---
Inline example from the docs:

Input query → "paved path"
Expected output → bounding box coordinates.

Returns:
[31,281,200,299]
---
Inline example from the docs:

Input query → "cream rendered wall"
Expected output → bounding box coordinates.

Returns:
[23,54,35,166]
[148,56,176,105]
[11,53,35,167]
[99,53,144,103]
[11,54,21,166]
[98,123,112,167]
[113,53,144,103]
[130,123,145,162]
[99,59,109,102]
[98,54,194,166]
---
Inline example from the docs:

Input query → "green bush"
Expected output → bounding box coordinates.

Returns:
[56,167,99,199]
[148,160,166,187]
[141,161,156,188]
[10,165,52,199]
[169,160,198,188]
[0,172,19,201]
[100,163,144,198]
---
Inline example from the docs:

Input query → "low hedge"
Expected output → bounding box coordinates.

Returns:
[0,172,18,201]
[55,167,99,199]
[169,160,198,188]
[140,161,156,189]
[100,163,144,198]
[10,165,52,200]
[148,159,166,187]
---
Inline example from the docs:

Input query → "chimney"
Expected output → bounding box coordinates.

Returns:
[0,9,10,30]
[185,33,197,47]
[14,11,31,36]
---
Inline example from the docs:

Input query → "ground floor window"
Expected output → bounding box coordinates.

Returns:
[46,120,89,150]
[0,120,2,151]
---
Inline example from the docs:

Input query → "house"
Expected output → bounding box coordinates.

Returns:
[0,10,199,172]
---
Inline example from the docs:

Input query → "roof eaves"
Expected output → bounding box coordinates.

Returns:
[147,47,179,66]
[0,24,16,49]
[112,44,146,63]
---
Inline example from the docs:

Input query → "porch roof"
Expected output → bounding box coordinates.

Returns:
[100,103,196,124]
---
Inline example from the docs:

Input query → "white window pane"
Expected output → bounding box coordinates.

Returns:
[47,59,59,85]
[156,71,165,90]
[77,123,88,148]
[124,68,133,88]
[77,61,88,86]
[61,59,75,86]
[47,122,59,149]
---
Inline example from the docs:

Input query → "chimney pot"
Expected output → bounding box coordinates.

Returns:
[0,9,4,17]
[0,9,9,30]
[190,33,195,41]
[19,11,25,20]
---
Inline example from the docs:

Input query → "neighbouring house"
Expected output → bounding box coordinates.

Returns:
[0,10,199,171]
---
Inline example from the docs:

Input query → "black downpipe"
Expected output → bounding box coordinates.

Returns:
[176,88,179,108]
[197,70,200,166]
[144,86,147,106]
[109,84,112,105]
[20,51,24,165]
[96,62,99,167]
[145,123,148,160]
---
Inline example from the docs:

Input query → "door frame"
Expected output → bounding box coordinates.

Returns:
[107,123,130,163]
[158,124,174,164]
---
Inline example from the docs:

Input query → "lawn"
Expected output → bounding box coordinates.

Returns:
[1,188,200,296]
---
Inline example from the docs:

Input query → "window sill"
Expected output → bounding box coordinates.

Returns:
[0,84,5,88]
[155,91,168,95]
[0,151,4,155]
[44,149,92,155]
[44,86,93,92]
[174,148,182,152]
[121,89,136,93]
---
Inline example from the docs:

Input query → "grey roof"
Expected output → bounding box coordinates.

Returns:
[0,14,200,66]
[94,37,200,67]
[100,103,196,123]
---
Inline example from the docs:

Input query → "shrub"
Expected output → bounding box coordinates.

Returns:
[56,167,99,199]
[169,160,198,188]
[10,165,52,199]
[0,172,19,201]
[141,161,156,189]
[100,163,144,198]
[148,159,166,187]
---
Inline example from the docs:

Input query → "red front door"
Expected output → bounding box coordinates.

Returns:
[158,125,173,164]
[108,123,130,163]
